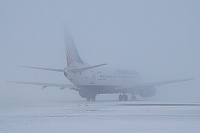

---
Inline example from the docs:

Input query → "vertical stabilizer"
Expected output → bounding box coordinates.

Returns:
[65,34,84,67]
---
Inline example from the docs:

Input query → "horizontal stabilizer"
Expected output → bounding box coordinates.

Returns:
[19,66,64,72]
[7,81,75,90]
[69,63,107,73]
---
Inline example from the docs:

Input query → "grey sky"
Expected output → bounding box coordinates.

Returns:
[1,0,200,104]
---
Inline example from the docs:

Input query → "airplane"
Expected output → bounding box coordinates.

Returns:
[9,34,192,101]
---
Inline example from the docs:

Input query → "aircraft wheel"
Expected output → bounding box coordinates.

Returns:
[123,95,128,101]
[119,94,123,101]
[131,95,136,101]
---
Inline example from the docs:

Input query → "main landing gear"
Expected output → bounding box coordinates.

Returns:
[118,94,137,101]
[118,94,128,101]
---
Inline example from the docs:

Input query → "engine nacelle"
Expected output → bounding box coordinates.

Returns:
[79,89,97,99]
[79,90,88,98]
[139,87,156,97]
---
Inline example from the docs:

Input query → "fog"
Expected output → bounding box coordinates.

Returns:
[1,0,200,105]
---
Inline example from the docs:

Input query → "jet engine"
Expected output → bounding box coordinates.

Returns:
[79,90,88,98]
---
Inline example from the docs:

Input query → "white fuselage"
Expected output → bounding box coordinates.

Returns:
[65,67,142,87]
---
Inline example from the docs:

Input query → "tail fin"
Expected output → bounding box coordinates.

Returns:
[65,34,84,67]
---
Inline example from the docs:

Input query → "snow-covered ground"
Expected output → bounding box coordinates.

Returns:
[0,101,200,133]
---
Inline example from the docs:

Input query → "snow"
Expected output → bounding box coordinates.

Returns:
[0,101,200,133]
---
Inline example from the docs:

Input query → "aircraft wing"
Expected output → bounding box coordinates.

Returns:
[115,78,193,92]
[8,81,78,90]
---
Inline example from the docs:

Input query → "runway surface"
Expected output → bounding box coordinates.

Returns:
[0,101,200,133]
